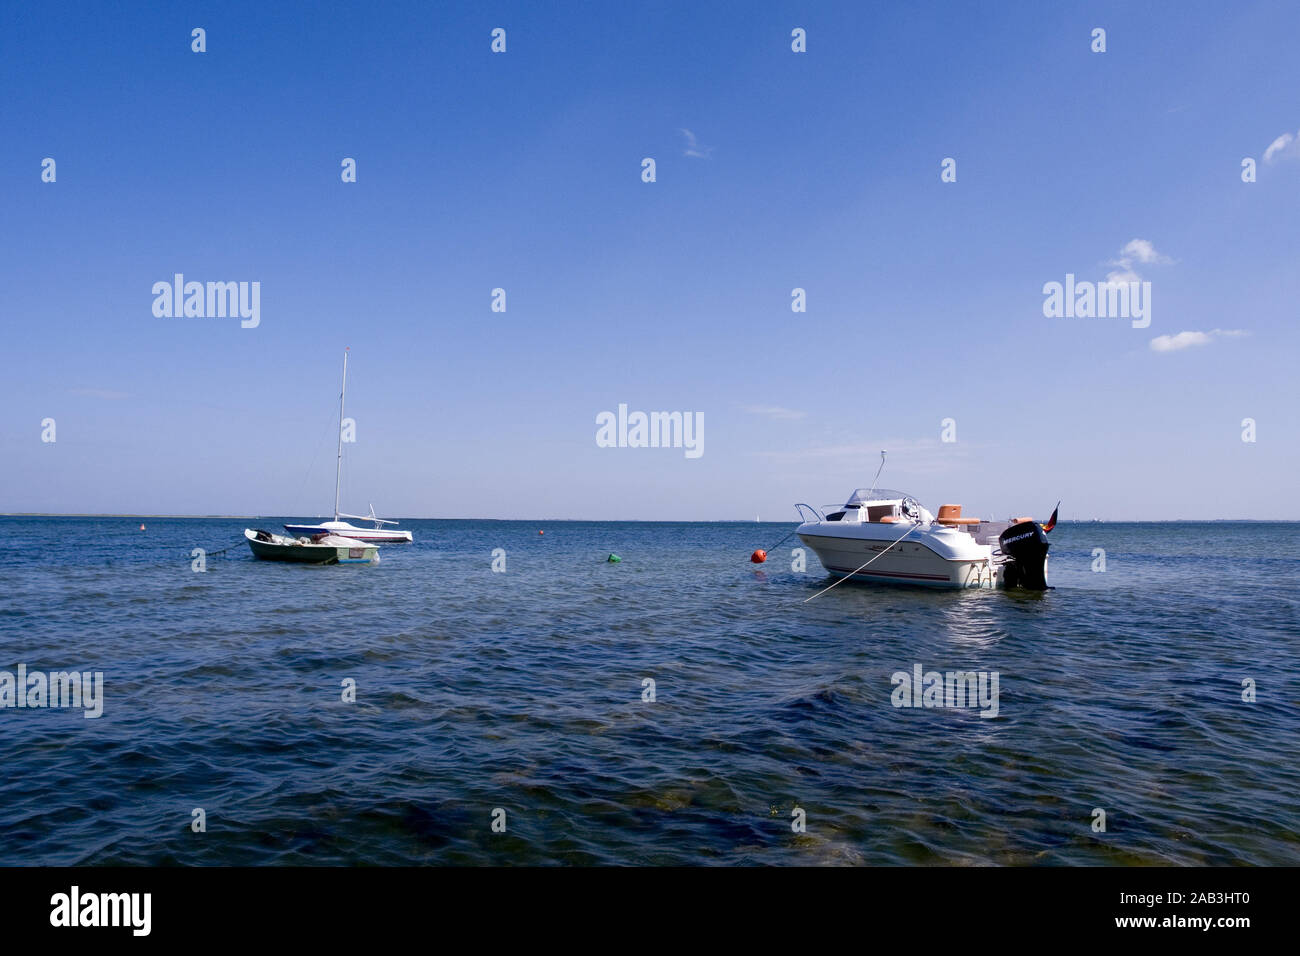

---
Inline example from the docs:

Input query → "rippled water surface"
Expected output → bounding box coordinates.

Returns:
[2,517,1298,865]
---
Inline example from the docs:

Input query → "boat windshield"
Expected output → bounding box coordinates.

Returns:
[845,488,911,506]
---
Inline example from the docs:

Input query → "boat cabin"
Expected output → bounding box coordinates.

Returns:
[825,489,917,523]
[822,490,998,537]
[797,488,1018,550]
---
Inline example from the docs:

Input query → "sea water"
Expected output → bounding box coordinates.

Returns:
[1,517,1297,865]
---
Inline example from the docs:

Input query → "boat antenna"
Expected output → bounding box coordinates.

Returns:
[867,449,886,497]
[333,348,348,522]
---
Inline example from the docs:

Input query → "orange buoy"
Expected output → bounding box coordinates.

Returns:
[750,549,767,563]
[538,530,544,535]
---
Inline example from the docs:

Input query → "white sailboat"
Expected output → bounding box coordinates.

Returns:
[283,349,414,543]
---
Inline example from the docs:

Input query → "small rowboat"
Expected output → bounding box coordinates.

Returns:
[244,528,379,564]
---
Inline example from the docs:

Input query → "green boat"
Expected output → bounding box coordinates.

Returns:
[244,528,379,565]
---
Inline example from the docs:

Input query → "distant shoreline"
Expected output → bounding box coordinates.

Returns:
[0,513,266,519]
[1,514,1294,523]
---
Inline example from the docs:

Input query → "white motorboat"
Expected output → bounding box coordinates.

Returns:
[284,349,414,544]
[244,528,380,564]
[795,488,1055,590]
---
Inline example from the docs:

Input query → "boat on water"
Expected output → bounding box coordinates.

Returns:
[284,508,412,544]
[283,349,413,544]
[244,528,380,564]
[794,488,1056,590]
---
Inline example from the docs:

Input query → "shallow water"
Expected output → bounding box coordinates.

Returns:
[1,517,1297,865]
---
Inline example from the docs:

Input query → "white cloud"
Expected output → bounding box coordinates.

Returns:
[1118,239,1170,265]
[754,437,974,475]
[678,128,713,159]
[1263,130,1298,163]
[1149,328,1247,352]
[1150,331,1211,352]
[740,404,806,421]
[1102,238,1172,285]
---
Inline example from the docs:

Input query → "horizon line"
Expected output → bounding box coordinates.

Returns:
[1,513,1295,524]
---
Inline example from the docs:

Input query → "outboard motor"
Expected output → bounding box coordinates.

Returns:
[998,520,1050,590]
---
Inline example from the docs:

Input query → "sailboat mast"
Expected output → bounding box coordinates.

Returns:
[334,349,348,521]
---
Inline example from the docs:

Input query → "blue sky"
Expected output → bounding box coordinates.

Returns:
[3,1,1298,520]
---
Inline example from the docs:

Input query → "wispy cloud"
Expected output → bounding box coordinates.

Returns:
[69,388,129,400]
[1149,328,1247,353]
[754,437,975,474]
[1105,238,1172,284]
[1263,129,1299,163]
[678,128,713,159]
[1117,239,1171,266]
[740,404,806,421]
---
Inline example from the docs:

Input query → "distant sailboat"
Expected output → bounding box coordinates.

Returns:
[283,349,413,543]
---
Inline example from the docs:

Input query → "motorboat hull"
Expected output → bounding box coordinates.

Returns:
[282,521,413,543]
[245,529,379,564]
[793,482,1052,591]
[797,530,999,589]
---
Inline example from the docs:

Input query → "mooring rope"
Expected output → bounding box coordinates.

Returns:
[189,538,246,559]
[803,521,919,603]
[760,528,798,555]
